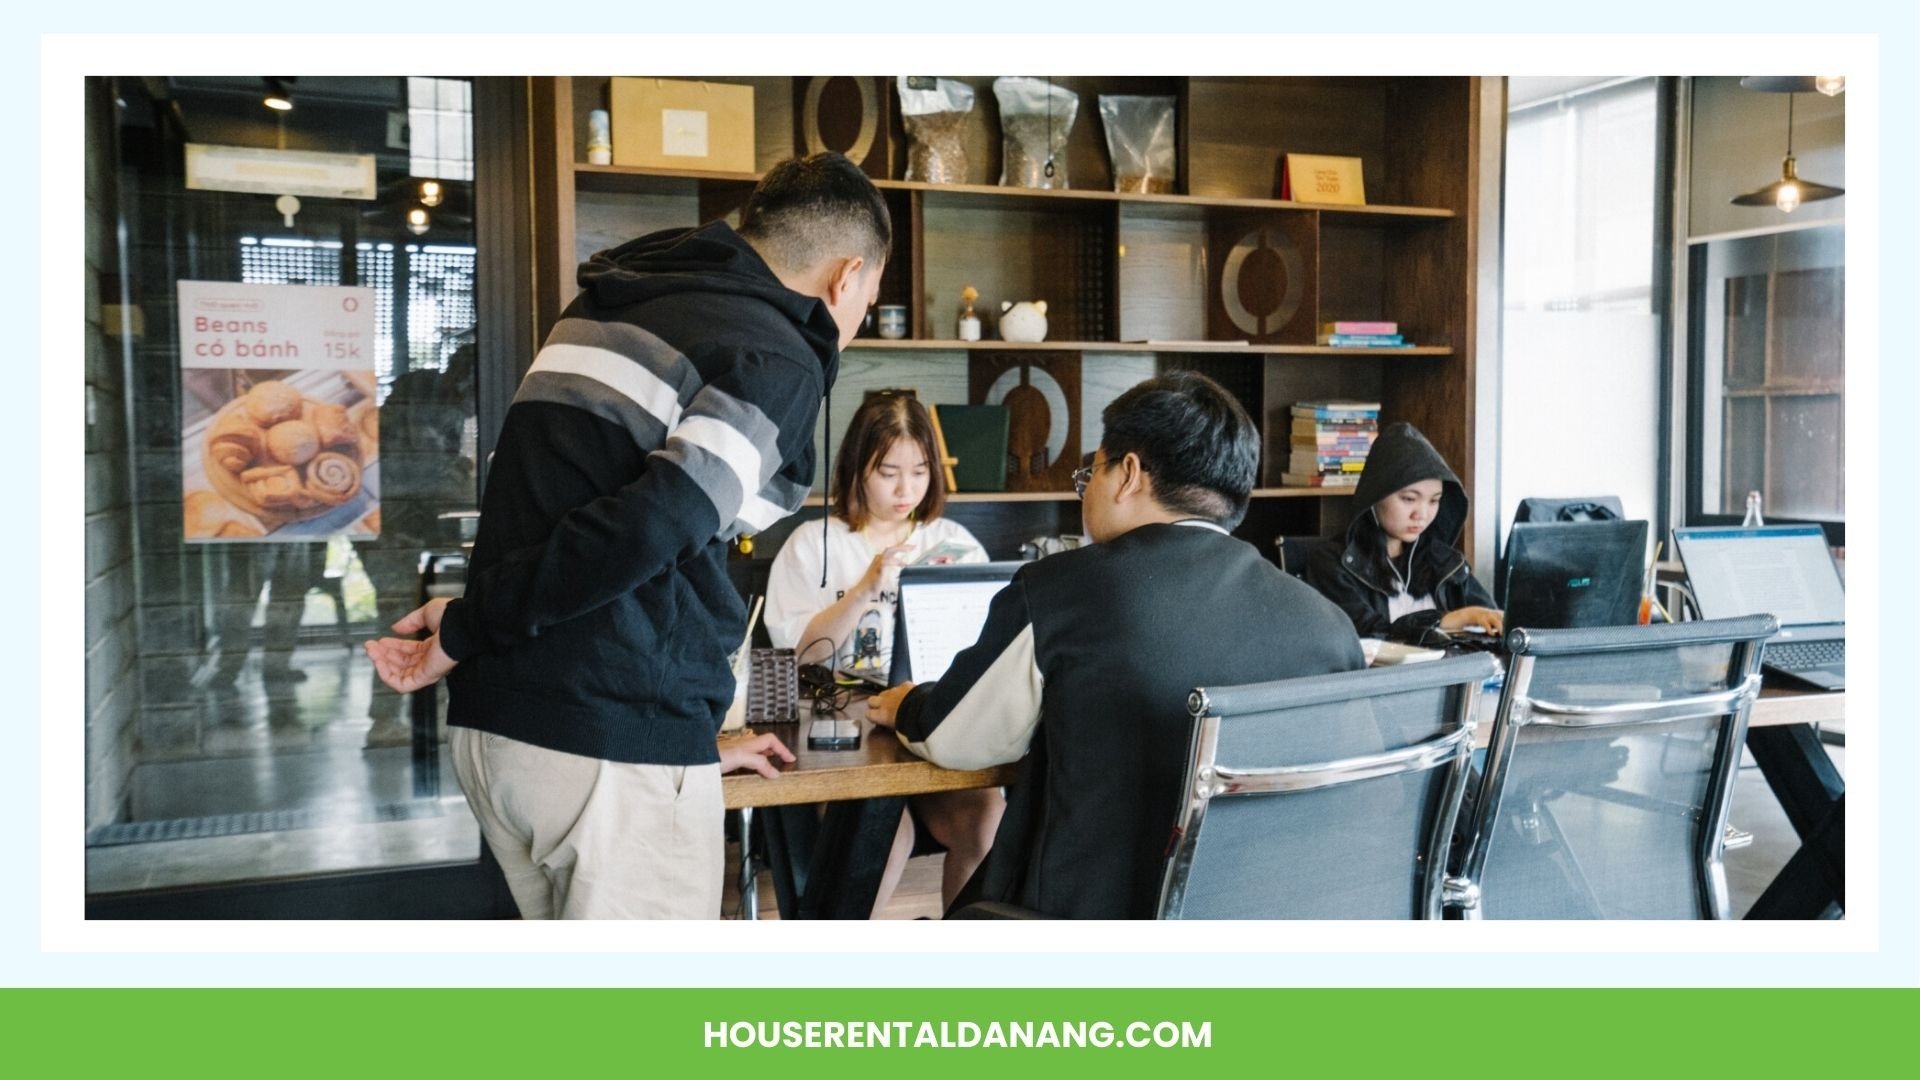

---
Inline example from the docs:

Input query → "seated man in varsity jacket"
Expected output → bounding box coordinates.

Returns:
[865,372,1366,919]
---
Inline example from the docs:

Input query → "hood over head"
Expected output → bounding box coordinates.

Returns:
[1348,421,1468,549]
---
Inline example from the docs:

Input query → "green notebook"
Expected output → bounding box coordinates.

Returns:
[934,404,1010,492]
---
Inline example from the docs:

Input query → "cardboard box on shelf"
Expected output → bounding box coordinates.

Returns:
[610,77,756,173]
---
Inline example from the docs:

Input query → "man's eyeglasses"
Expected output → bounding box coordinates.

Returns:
[1071,452,1119,498]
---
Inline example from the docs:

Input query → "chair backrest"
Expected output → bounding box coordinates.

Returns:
[1274,536,1328,580]
[1161,654,1499,920]
[1513,495,1626,524]
[1450,615,1774,920]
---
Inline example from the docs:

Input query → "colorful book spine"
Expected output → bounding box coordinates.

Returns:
[1318,334,1407,347]
[1290,418,1378,437]
[1288,455,1368,473]
[1320,321,1398,336]
[1281,472,1362,487]
[1292,431,1377,443]
[1289,441,1373,454]
[1291,402,1381,420]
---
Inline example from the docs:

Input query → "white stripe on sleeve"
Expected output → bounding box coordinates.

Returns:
[902,625,1044,771]
[531,343,684,429]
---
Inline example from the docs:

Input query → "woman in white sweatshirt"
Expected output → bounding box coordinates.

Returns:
[766,391,1004,916]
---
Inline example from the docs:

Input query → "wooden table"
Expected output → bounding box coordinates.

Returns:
[720,700,1018,920]
[1744,685,1846,917]
[722,701,1019,810]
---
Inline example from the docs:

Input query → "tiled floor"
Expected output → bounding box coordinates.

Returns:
[88,644,1843,918]
[87,644,478,894]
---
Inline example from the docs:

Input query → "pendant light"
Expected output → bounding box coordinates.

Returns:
[1739,75,1844,96]
[1731,92,1843,214]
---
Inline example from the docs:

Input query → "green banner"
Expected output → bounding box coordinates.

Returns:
[2,988,1912,1074]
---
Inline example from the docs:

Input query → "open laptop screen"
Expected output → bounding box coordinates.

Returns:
[890,563,1021,685]
[1502,519,1650,630]
[1674,525,1845,628]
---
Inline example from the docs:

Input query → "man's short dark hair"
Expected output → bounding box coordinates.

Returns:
[738,152,892,273]
[1099,371,1259,526]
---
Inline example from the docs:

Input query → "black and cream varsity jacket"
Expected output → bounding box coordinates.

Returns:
[440,222,838,766]
[894,521,1367,918]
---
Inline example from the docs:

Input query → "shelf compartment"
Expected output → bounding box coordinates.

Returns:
[918,195,1115,343]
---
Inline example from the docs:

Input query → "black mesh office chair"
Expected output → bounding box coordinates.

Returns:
[1162,655,1498,919]
[1274,536,1329,580]
[1445,615,1773,920]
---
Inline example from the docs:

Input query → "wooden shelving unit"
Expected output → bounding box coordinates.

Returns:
[845,339,1454,356]
[532,75,1480,559]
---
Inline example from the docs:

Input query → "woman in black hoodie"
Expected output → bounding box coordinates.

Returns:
[1305,421,1503,644]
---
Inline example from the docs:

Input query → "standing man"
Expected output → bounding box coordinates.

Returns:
[365,153,890,919]
[866,372,1366,919]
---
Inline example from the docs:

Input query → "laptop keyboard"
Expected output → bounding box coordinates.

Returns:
[1766,639,1845,671]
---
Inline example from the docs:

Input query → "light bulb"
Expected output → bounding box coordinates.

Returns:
[406,208,430,235]
[263,95,293,112]
[418,180,443,207]
[1814,75,1845,96]
[1775,182,1801,213]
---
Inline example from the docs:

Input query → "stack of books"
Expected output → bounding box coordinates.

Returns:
[1283,400,1380,487]
[1318,320,1409,348]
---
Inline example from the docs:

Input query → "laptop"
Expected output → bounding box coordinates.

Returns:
[889,562,1023,685]
[1501,519,1651,631]
[1673,525,1845,690]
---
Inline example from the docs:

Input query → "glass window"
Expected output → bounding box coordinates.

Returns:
[1500,78,1663,535]
[1689,225,1844,525]
[409,77,475,182]
[85,76,483,896]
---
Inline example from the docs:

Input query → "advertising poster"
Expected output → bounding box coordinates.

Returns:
[176,280,380,542]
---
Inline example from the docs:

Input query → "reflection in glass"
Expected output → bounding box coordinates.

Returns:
[85,76,483,894]
[1693,225,1843,522]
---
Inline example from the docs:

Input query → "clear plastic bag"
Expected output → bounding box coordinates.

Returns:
[994,77,1078,189]
[898,76,974,184]
[1098,95,1176,194]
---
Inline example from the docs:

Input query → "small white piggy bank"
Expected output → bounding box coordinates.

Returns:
[998,300,1049,343]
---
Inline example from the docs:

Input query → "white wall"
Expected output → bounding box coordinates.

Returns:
[1500,311,1662,526]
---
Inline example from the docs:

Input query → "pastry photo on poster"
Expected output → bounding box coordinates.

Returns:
[176,281,380,542]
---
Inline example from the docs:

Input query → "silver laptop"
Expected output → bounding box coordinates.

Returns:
[1673,525,1845,690]
[889,563,1022,685]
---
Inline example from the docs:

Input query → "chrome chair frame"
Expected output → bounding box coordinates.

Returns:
[1160,655,1499,920]
[1444,615,1774,920]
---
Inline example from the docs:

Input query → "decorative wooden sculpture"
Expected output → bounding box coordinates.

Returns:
[794,76,894,179]
[1206,212,1318,344]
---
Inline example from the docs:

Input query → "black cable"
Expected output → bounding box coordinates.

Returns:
[796,635,851,714]
[820,392,832,587]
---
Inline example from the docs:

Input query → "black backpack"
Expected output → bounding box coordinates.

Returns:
[1513,496,1624,524]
